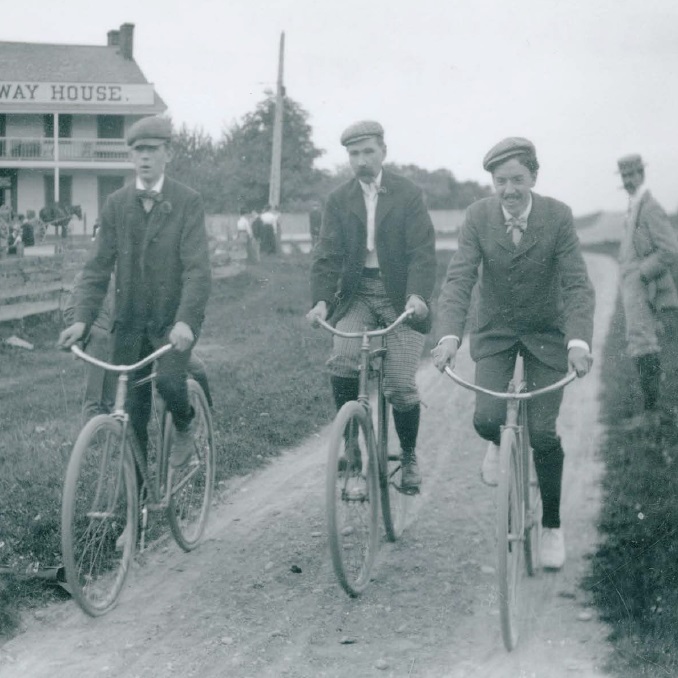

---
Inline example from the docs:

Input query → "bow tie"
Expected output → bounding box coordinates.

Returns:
[505,216,527,233]
[136,189,162,203]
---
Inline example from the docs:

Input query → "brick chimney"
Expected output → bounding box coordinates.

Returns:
[118,23,135,60]
[107,30,119,46]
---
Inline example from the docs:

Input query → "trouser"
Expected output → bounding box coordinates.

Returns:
[327,276,424,456]
[473,343,566,529]
[113,331,193,464]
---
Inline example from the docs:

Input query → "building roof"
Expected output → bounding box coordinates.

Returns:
[0,41,150,84]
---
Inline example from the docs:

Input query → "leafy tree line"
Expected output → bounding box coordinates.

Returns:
[168,92,491,213]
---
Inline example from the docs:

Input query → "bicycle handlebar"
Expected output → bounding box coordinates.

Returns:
[313,308,415,339]
[71,343,173,373]
[443,365,576,400]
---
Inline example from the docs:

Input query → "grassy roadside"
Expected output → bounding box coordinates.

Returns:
[586,292,678,676]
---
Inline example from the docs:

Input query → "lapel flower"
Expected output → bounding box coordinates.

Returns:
[377,185,388,195]
[160,201,172,215]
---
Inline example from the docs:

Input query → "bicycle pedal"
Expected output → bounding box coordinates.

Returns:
[394,483,419,496]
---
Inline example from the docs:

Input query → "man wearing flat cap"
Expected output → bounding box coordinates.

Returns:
[432,137,595,569]
[59,115,211,473]
[616,154,678,429]
[307,120,436,493]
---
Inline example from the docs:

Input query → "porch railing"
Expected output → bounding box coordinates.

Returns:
[0,137,129,162]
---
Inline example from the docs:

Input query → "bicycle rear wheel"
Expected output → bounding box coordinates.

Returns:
[496,425,525,651]
[166,379,215,551]
[521,410,542,576]
[378,400,410,541]
[326,401,380,597]
[61,415,138,616]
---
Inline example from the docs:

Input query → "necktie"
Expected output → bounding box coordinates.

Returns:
[505,216,527,245]
[137,189,161,213]
[364,183,379,252]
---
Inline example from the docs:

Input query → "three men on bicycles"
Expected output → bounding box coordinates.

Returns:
[58,115,212,470]
[307,120,436,493]
[431,137,595,569]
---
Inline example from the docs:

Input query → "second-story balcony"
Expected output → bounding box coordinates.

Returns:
[0,137,130,163]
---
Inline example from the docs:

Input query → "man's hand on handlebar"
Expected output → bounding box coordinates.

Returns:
[306,301,328,327]
[58,322,86,349]
[568,346,593,378]
[431,337,459,372]
[405,295,428,321]
[169,321,194,352]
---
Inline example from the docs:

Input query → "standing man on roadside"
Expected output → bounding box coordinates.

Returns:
[58,115,211,469]
[307,120,436,493]
[431,137,595,569]
[616,154,678,429]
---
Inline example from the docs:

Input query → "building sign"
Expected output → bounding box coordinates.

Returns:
[0,82,155,106]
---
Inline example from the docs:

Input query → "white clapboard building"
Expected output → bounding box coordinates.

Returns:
[0,23,166,233]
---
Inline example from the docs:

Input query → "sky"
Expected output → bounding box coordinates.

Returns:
[5,0,678,215]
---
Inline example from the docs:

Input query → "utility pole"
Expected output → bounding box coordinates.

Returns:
[269,32,285,250]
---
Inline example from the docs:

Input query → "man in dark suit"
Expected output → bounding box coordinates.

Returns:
[58,115,211,469]
[616,154,678,429]
[431,137,595,569]
[307,120,436,492]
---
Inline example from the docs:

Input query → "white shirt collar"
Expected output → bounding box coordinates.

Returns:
[628,183,649,210]
[359,170,383,193]
[501,193,532,222]
[135,175,165,193]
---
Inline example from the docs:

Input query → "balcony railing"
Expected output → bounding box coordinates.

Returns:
[0,137,129,162]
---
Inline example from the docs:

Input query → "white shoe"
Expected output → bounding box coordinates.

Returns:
[481,442,500,486]
[540,527,566,569]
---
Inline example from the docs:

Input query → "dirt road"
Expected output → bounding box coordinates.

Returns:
[0,254,617,678]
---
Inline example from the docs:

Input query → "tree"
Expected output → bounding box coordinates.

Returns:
[221,92,325,211]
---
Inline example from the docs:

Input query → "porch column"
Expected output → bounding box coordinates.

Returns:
[53,112,60,203]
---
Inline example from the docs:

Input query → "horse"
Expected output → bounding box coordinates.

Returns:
[39,204,82,238]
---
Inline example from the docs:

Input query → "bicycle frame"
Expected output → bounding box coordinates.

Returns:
[70,344,190,513]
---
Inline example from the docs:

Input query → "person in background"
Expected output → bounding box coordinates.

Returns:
[0,205,11,259]
[307,120,436,493]
[431,137,595,570]
[21,213,35,247]
[616,153,678,430]
[260,204,278,254]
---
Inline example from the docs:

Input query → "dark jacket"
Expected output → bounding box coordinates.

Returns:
[75,177,211,345]
[310,170,436,333]
[437,193,595,372]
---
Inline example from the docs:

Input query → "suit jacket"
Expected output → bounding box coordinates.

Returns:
[310,170,437,334]
[437,193,595,372]
[621,190,678,311]
[75,177,211,348]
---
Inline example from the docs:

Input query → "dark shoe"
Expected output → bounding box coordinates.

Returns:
[401,459,422,493]
[170,422,196,468]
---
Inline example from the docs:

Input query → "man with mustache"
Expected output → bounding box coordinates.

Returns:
[431,137,595,569]
[616,153,678,430]
[307,120,436,493]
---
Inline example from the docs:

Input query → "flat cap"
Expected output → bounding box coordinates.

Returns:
[340,120,384,147]
[127,116,172,148]
[617,154,645,174]
[483,137,536,172]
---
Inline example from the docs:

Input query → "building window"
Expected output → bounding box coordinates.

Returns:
[43,114,72,138]
[44,174,73,206]
[97,115,125,139]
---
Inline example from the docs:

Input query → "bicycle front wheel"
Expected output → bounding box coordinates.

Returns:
[61,415,138,616]
[496,425,525,651]
[326,401,380,597]
[522,415,542,577]
[166,379,215,551]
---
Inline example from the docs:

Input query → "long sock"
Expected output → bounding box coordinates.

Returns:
[330,375,359,411]
[533,440,564,529]
[635,353,661,411]
[393,404,420,462]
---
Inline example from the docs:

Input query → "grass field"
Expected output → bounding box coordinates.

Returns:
[586,292,678,676]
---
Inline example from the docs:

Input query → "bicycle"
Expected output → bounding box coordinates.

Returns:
[314,309,416,597]
[443,355,575,651]
[61,344,215,616]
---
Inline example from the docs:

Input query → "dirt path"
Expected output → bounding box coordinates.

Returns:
[0,254,617,678]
